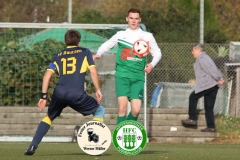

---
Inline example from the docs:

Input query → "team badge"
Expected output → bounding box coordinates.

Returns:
[112,120,147,156]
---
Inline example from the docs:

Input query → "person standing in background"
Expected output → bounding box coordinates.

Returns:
[182,44,224,132]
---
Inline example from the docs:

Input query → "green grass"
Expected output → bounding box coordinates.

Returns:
[215,115,240,143]
[0,142,240,160]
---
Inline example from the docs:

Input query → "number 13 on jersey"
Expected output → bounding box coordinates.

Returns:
[53,56,89,75]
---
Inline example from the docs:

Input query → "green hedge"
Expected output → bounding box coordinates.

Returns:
[0,39,64,106]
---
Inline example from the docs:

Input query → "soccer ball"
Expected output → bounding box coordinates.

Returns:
[132,39,150,57]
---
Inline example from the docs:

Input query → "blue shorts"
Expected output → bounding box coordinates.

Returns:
[47,85,99,120]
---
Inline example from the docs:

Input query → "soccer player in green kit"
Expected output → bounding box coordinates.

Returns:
[94,8,162,124]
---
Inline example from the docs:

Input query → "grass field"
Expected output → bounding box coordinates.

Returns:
[0,142,240,160]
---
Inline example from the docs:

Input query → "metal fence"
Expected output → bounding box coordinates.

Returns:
[0,24,239,118]
[96,43,240,118]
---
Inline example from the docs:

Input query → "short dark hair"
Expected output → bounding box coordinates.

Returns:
[128,8,141,17]
[193,43,205,52]
[65,29,81,46]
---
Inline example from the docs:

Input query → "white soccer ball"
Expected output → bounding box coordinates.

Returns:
[132,40,150,57]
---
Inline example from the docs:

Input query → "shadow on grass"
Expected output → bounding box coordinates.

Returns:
[140,150,168,155]
[41,151,167,156]
[37,152,111,156]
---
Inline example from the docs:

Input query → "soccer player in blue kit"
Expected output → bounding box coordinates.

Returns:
[24,29,105,155]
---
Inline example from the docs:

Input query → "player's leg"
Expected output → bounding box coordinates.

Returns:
[69,91,104,122]
[84,97,105,157]
[92,105,105,122]
[117,96,128,124]
[127,79,144,121]
[24,115,53,155]
[24,86,67,155]
[115,77,130,124]
[128,99,141,121]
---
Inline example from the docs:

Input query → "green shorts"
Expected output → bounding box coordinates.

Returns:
[115,77,144,101]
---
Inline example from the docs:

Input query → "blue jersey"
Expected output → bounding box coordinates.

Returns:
[47,46,95,91]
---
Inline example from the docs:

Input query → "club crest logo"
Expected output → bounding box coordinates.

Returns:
[112,120,147,156]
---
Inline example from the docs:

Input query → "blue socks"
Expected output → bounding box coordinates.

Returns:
[30,117,51,148]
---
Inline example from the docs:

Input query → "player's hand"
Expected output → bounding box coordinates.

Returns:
[96,89,103,104]
[144,63,153,74]
[93,55,101,61]
[218,79,224,85]
[38,99,47,112]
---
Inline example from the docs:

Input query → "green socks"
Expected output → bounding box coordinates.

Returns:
[117,116,126,124]
[127,112,138,121]
[117,112,138,125]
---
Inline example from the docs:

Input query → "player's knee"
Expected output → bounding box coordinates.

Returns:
[93,105,105,118]
[131,110,140,117]
[42,116,52,125]
[118,106,127,114]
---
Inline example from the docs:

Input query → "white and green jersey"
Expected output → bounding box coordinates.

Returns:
[96,28,161,81]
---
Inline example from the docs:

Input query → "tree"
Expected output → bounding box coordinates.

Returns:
[73,9,106,23]
[210,0,240,42]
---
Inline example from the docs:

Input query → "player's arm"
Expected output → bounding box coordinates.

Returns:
[41,70,53,93]
[149,34,162,68]
[89,66,102,104]
[38,56,58,112]
[89,67,100,91]
[38,70,53,112]
[144,34,162,74]
[94,33,118,60]
[87,49,102,103]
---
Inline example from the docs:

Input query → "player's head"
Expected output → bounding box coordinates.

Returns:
[192,44,205,59]
[126,8,141,30]
[65,29,81,46]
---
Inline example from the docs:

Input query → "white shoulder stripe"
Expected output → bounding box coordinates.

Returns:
[118,39,132,47]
